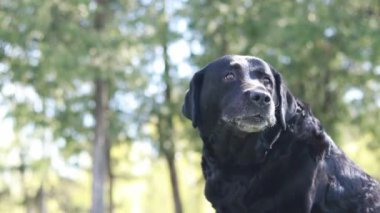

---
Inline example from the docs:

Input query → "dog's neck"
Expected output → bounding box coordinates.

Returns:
[199,103,306,172]
[200,121,283,170]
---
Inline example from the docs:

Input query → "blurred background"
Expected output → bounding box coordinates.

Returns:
[0,0,379,212]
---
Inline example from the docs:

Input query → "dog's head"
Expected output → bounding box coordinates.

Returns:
[183,55,297,135]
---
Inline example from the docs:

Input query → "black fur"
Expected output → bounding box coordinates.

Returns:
[183,55,380,213]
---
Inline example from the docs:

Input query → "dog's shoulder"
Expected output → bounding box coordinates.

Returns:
[317,142,380,211]
[281,103,380,211]
[292,109,380,211]
[282,100,330,159]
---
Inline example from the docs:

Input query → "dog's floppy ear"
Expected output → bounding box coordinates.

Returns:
[182,69,204,128]
[271,67,297,130]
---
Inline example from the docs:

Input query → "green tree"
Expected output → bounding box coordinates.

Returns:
[0,0,149,211]
[131,1,186,212]
[158,1,183,212]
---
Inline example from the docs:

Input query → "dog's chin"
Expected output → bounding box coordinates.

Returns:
[235,122,267,133]
[223,115,276,133]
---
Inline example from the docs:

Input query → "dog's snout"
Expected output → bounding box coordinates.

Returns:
[245,90,271,105]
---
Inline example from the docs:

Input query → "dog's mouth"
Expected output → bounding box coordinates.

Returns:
[227,114,273,133]
[239,114,265,123]
[221,105,277,133]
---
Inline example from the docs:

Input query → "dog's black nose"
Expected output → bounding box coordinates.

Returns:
[246,90,271,105]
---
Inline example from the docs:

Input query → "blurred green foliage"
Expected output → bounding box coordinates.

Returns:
[0,0,379,212]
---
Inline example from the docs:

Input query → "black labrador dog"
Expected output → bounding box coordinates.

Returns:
[182,55,380,213]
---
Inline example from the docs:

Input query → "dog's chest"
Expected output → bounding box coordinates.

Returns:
[204,169,253,212]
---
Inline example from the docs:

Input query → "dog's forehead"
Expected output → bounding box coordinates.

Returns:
[229,55,271,73]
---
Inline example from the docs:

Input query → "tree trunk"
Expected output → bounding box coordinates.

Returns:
[19,150,32,213]
[36,184,46,213]
[165,154,183,213]
[106,137,114,213]
[91,0,109,212]
[159,1,183,212]
[162,48,184,213]
[91,79,109,213]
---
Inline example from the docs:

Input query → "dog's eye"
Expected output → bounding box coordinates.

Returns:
[262,77,271,86]
[224,72,236,82]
